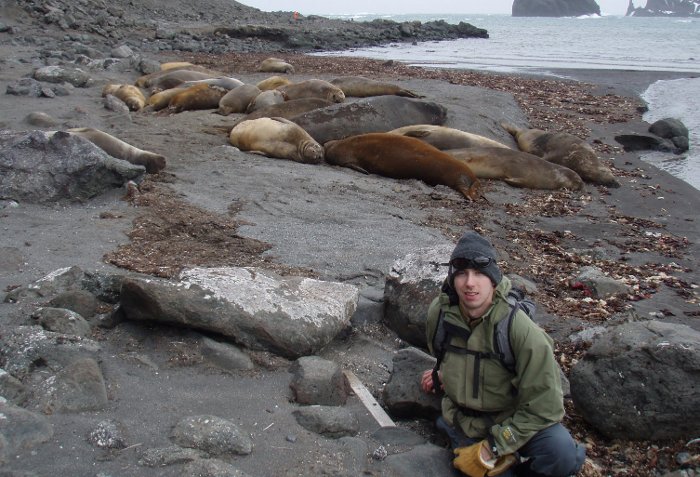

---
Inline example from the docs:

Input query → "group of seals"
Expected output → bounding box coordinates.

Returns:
[90,59,621,199]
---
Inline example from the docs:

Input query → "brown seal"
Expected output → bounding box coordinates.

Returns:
[445,147,584,190]
[67,127,166,173]
[501,122,620,187]
[277,79,345,103]
[289,96,447,145]
[168,83,228,113]
[330,76,423,98]
[324,133,481,201]
[256,75,292,91]
[388,125,510,150]
[229,117,324,164]
[101,84,146,111]
[258,57,295,74]
[218,84,262,115]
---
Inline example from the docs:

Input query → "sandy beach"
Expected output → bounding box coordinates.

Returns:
[1,3,699,475]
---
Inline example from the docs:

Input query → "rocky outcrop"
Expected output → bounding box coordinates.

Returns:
[9,0,488,54]
[512,0,601,17]
[627,0,700,16]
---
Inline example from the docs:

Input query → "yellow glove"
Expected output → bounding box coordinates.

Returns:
[453,440,495,477]
[453,441,518,477]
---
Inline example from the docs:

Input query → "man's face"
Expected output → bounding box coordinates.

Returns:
[452,268,495,319]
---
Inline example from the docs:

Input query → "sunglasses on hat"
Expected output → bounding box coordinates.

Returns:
[449,256,492,271]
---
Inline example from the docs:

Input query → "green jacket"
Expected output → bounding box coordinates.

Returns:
[426,276,564,455]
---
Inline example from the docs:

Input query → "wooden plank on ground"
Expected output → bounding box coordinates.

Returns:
[343,370,396,428]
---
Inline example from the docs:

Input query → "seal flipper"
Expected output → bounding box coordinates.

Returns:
[348,164,369,175]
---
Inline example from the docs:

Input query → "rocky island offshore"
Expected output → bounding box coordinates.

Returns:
[1,1,700,476]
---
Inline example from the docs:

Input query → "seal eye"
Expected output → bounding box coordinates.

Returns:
[450,256,491,270]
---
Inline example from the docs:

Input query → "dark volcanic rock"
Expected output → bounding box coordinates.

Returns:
[627,0,700,17]
[512,0,601,17]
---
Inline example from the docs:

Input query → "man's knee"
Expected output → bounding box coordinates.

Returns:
[519,424,585,476]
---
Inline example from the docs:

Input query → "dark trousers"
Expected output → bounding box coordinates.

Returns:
[436,417,586,477]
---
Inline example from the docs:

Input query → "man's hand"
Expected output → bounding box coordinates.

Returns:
[453,440,495,477]
[420,368,443,393]
[453,440,517,477]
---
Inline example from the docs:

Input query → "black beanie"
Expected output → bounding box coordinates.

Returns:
[448,231,503,286]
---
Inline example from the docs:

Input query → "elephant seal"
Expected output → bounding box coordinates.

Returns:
[147,70,218,91]
[135,65,221,88]
[67,127,166,173]
[229,98,333,129]
[180,76,245,90]
[324,133,481,201]
[258,57,295,74]
[160,61,195,70]
[245,89,286,112]
[289,96,447,145]
[388,125,510,150]
[256,75,292,91]
[229,117,324,164]
[101,84,146,111]
[147,87,186,111]
[218,84,262,115]
[501,123,620,187]
[277,79,345,103]
[330,76,423,98]
[445,147,584,190]
[168,84,228,113]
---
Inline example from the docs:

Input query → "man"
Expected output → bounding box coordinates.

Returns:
[421,231,586,477]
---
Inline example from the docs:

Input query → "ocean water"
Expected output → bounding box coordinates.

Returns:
[315,14,700,190]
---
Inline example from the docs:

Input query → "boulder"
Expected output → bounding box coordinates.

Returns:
[36,357,108,413]
[32,65,92,87]
[649,117,690,152]
[0,402,53,463]
[292,405,359,438]
[171,415,253,456]
[0,130,145,204]
[119,267,359,359]
[289,356,349,405]
[383,245,451,348]
[570,320,700,440]
[512,0,601,17]
[382,348,441,419]
[0,325,101,379]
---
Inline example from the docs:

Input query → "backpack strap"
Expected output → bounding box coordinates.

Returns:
[493,294,519,374]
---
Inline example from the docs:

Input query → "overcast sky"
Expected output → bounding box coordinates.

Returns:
[240,0,631,16]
